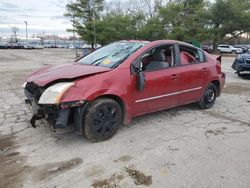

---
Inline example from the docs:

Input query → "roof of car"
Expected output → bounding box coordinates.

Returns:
[119,39,201,50]
[119,40,150,43]
[121,39,193,45]
[150,40,200,48]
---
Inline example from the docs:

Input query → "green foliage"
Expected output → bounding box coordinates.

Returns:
[95,13,143,45]
[64,0,250,48]
[159,0,208,41]
[206,0,250,49]
[64,0,104,48]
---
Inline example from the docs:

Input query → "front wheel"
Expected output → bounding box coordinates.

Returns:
[237,71,243,77]
[198,83,217,109]
[84,98,122,142]
[231,50,237,54]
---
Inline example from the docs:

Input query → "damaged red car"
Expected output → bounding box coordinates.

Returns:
[24,40,225,142]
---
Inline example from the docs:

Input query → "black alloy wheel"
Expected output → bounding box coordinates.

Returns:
[198,83,217,109]
[84,98,122,142]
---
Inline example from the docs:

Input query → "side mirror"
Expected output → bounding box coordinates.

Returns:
[134,61,145,91]
[137,70,145,91]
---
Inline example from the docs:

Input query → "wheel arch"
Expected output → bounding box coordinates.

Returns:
[93,94,128,126]
[210,80,220,96]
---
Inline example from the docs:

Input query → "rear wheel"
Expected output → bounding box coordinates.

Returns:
[232,50,237,54]
[84,98,122,142]
[198,83,217,109]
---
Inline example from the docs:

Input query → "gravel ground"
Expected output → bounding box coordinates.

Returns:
[0,49,249,188]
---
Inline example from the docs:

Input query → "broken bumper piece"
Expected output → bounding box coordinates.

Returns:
[25,98,86,129]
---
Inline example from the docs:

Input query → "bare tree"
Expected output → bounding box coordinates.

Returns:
[11,26,19,43]
[104,0,172,19]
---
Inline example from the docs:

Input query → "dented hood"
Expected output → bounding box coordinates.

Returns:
[25,63,111,87]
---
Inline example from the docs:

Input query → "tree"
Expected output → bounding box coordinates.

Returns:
[95,12,146,45]
[206,0,250,51]
[64,0,250,47]
[11,26,19,43]
[64,0,104,49]
[158,0,208,41]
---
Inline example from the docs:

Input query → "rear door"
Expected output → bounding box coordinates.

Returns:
[177,45,209,104]
[220,45,230,53]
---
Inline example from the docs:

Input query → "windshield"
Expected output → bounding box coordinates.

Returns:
[78,41,147,68]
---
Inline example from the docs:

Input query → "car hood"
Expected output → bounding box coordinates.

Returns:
[25,63,111,87]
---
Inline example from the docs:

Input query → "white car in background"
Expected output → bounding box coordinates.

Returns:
[218,44,243,54]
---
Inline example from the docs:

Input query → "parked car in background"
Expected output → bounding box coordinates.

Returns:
[232,52,250,76]
[32,44,44,49]
[0,42,9,49]
[24,40,225,142]
[202,45,213,53]
[218,44,243,54]
[234,45,249,53]
[23,42,33,49]
[10,43,24,49]
[23,42,44,49]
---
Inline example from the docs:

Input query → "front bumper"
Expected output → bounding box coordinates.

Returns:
[24,96,59,127]
[25,96,87,129]
[232,59,250,72]
[24,82,87,129]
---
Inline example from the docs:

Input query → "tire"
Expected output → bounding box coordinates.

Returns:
[198,83,217,109]
[237,71,243,77]
[237,66,243,77]
[231,50,237,54]
[84,98,122,142]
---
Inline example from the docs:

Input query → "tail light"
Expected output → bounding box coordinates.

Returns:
[216,55,222,64]
[216,61,222,74]
[215,55,222,74]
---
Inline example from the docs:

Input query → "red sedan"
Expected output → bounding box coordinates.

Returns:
[24,40,225,142]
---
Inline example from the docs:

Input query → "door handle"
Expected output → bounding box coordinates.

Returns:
[171,74,178,80]
[202,68,207,72]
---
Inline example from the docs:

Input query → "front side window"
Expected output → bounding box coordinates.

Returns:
[140,45,175,72]
[78,41,147,68]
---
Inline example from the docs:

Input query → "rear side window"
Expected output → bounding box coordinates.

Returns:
[179,45,206,65]
[219,45,229,48]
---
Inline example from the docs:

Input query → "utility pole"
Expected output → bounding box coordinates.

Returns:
[54,34,57,47]
[73,16,78,58]
[93,10,96,49]
[24,21,28,40]
[89,0,96,50]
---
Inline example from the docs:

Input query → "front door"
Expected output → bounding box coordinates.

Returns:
[131,45,181,117]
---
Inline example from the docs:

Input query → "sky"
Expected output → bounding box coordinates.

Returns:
[0,0,72,37]
[0,0,215,38]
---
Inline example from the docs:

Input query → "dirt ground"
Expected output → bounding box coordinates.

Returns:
[0,49,249,188]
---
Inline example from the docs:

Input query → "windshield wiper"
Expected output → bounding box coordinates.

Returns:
[111,46,132,57]
[90,56,108,65]
[111,45,143,69]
